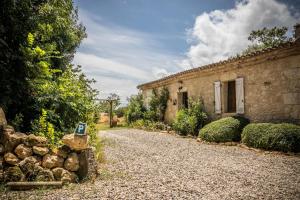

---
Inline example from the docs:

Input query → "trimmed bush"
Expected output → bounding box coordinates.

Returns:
[198,116,249,142]
[241,123,300,152]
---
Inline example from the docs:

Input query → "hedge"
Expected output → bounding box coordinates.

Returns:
[241,123,300,152]
[198,116,249,142]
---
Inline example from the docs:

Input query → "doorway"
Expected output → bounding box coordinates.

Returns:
[227,80,236,112]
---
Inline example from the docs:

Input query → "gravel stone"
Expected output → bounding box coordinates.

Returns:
[1,129,300,199]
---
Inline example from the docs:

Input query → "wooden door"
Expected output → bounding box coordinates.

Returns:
[227,80,236,112]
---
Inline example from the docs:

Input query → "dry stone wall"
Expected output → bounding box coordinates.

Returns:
[0,125,98,184]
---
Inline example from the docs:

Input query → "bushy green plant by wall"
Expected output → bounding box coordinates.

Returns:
[172,98,207,136]
[125,94,146,124]
[198,116,249,142]
[129,119,168,132]
[126,87,169,125]
[241,123,300,152]
[172,110,196,135]
[148,87,169,121]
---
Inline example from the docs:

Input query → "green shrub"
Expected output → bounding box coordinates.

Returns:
[130,119,168,131]
[241,123,300,152]
[125,94,146,124]
[130,119,147,129]
[172,110,197,136]
[172,98,207,136]
[199,116,249,142]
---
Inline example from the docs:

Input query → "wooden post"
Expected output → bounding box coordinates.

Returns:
[6,181,63,190]
[109,100,113,128]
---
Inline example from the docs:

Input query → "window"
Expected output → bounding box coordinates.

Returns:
[178,91,188,109]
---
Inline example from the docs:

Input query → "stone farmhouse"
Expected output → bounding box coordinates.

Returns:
[138,25,300,124]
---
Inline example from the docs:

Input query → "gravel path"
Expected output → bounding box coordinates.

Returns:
[2,129,300,199]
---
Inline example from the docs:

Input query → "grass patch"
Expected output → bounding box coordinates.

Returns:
[96,123,128,131]
[98,168,128,180]
[242,123,300,152]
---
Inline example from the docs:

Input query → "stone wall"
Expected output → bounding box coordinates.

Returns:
[141,43,300,124]
[0,125,98,184]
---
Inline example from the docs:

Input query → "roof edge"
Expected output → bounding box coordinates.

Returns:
[137,41,298,89]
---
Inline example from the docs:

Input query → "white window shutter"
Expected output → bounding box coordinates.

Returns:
[236,77,245,114]
[214,81,221,114]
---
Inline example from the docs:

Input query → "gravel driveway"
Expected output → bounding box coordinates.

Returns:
[2,129,300,199]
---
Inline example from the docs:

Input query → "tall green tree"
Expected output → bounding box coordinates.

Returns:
[242,26,290,55]
[0,0,95,138]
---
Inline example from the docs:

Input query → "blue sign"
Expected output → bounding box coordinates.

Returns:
[75,122,87,135]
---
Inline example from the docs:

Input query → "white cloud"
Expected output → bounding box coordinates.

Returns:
[74,9,184,103]
[74,52,150,81]
[184,0,300,68]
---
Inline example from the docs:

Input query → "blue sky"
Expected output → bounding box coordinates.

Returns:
[73,0,300,104]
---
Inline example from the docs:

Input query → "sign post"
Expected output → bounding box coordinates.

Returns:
[75,122,87,136]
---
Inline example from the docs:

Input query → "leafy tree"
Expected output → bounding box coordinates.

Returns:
[115,106,127,118]
[0,0,98,145]
[97,93,120,113]
[125,94,146,124]
[242,26,290,55]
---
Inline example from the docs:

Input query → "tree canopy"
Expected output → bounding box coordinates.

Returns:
[0,0,98,144]
[242,26,290,55]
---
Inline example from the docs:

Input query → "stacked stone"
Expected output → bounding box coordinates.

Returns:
[0,127,86,184]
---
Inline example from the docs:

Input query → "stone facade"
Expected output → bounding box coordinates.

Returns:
[138,41,300,124]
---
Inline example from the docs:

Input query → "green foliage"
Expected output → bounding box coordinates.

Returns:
[148,87,169,121]
[0,0,99,147]
[241,123,300,152]
[172,98,208,136]
[172,110,196,136]
[130,119,168,131]
[242,26,290,55]
[0,0,87,133]
[31,109,63,147]
[115,106,127,118]
[199,116,249,142]
[34,65,98,133]
[125,94,146,124]
[97,93,121,116]
[10,113,24,132]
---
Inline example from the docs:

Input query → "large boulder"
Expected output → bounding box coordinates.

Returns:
[2,130,27,152]
[42,154,64,169]
[61,170,78,184]
[52,167,65,180]
[33,146,49,156]
[14,144,33,159]
[24,134,47,147]
[53,145,70,159]
[62,133,88,151]
[35,168,55,181]
[4,166,25,182]
[52,167,78,183]
[19,156,42,181]
[4,152,19,165]
[64,152,79,171]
